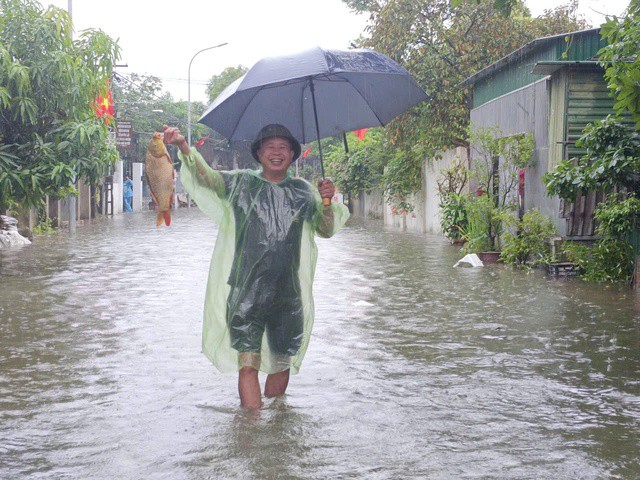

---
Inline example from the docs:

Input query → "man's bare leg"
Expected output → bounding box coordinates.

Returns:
[264,369,290,397]
[238,367,261,409]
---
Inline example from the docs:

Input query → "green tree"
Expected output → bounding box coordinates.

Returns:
[111,72,218,165]
[342,0,586,207]
[325,129,388,196]
[598,0,640,128]
[544,116,640,201]
[544,117,640,284]
[347,0,520,17]
[206,65,247,103]
[112,73,169,135]
[0,0,120,211]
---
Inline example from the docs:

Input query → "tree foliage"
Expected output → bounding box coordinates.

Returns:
[325,129,388,196]
[206,65,247,103]
[341,0,586,206]
[598,0,640,128]
[544,116,640,201]
[112,73,170,134]
[346,0,518,16]
[563,194,639,283]
[0,0,120,210]
[500,209,557,268]
[470,127,535,208]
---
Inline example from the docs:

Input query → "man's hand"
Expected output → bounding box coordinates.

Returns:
[162,125,190,155]
[318,179,335,202]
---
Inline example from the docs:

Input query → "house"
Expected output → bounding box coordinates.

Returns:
[462,28,631,238]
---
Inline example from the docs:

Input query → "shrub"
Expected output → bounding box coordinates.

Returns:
[462,194,510,253]
[501,209,557,268]
[563,239,633,283]
[439,192,468,242]
[562,194,639,283]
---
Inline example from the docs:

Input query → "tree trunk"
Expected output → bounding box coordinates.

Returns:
[492,155,500,208]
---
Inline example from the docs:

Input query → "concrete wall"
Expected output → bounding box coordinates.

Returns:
[350,147,469,236]
[351,190,385,220]
[424,147,468,234]
[132,163,144,212]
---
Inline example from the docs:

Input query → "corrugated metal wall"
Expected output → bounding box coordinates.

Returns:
[560,66,633,237]
[566,66,632,159]
[470,78,564,233]
[472,45,556,108]
[472,31,606,109]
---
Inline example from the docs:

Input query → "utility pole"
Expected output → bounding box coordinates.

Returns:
[67,0,76,233]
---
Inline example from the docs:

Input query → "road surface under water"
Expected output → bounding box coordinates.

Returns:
[1,208,639,479]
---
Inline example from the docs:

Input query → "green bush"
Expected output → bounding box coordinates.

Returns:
[462,194,509,253]
[563,239,633,283]
[33,217,56,235]
[501,209,557,268]
[561,194,639,283]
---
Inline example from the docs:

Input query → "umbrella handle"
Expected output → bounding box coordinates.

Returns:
[323,198,331,206]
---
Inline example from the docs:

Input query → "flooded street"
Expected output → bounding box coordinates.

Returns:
[1,208,639,479]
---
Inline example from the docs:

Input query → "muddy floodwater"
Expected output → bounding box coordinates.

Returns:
[1,209,639,479]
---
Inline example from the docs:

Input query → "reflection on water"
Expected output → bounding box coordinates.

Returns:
[1,210,639,479]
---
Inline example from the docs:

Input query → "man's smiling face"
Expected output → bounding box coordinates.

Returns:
[257,136,295,181]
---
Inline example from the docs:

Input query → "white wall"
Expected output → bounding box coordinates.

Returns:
[354,147,469,236]
[113,160,124,214]
[424,147,468,234]
[132,163,144,212]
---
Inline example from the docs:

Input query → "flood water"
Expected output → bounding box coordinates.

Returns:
[1,208,639,479]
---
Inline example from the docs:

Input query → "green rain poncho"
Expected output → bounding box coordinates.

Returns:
[179,149,349,374]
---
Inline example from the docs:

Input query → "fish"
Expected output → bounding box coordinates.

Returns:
[145,132,176,226]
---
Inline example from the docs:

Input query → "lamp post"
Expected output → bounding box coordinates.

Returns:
[187,42,228,147]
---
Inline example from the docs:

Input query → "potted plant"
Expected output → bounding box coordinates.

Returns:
[462,193,508,263]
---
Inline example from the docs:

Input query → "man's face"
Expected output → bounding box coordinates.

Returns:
[257,136,294,177]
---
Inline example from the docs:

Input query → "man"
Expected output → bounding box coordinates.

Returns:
[163,124,349,409]
[123,175,133,212]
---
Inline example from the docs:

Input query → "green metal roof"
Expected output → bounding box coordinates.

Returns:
[464,28,606,108]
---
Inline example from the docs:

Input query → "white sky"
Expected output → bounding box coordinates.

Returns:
[39,0,631,104]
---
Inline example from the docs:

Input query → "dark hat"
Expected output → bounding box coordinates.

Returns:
[251,124,301,162]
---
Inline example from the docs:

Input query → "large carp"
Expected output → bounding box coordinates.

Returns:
[145,132,176,226]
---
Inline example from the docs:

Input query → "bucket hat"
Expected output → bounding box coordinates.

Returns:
[251,124,301,162]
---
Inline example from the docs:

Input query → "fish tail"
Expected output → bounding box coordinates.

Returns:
[163,210,171,227]
[156,212,164,227]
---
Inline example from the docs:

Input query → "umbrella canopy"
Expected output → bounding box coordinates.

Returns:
[198,47,428,145]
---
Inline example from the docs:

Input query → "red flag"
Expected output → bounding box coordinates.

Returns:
[354,128,368,141]
[92,79,114,124]
[195,136,209,147]
[302,147,312,158]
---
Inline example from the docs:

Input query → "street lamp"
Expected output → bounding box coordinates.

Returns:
[187,42,228,147]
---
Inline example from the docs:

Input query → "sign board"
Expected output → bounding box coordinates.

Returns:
[116,120,132,148]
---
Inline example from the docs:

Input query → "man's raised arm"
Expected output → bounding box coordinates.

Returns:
[162,125,225,198]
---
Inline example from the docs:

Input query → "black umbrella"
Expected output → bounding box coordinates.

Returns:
[199,46,428,199]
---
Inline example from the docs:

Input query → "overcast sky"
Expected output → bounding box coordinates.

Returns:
[40,0,631,105]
